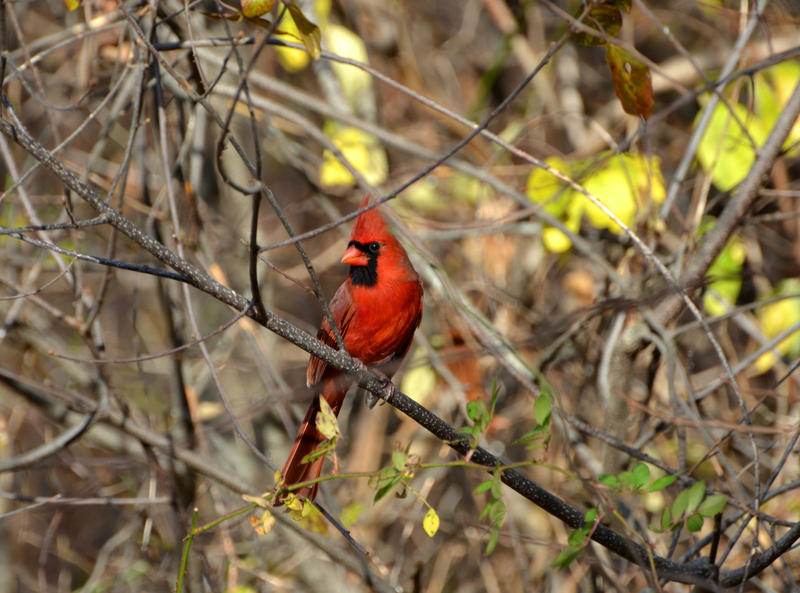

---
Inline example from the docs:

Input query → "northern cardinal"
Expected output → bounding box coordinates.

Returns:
[276,197,423,503]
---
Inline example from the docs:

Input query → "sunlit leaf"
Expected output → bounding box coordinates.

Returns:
[275,8,310,71]
[291,499,327,534]
[581,153,665,234]
[703,235,745,316]
[696,101,769,191]
[241,0,274,18]
[284,1,320,60]
[64,0,81,10]
[606,46,653,119]
[526,157,574,218]
[340,502,364,528]
[315,395,339,441]
[319,124,388,187]
[757,61,800,152]
[755,279,800,374]
[423,507,440,537]
[242,493,269,508]
[249,510,275,534]
[326,24,372,110]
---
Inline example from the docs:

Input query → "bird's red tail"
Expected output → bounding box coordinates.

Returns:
[276,383,346,505]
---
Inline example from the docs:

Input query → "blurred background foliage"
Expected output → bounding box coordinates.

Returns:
[1,0,800,592]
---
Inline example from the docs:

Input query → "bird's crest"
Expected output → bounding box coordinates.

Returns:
[350,196,389,243]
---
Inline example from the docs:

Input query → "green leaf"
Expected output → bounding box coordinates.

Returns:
[686,480,706,514]
[551,547,581,569]
[660,507,671,531]
[568,528,588,546]
[598,474,620,488]
[698,494,728,517]
[373,470,404,503]
[584,508,598,525]
[618,471,636,489]
[672,489,689,520]
[490,472,503,499]
[489,378,500,417]
[488,500,506,524]
[391,449,407,472]
[478,500,492,521]
[686,513,704,532]
[466,400,489,425]
[474,480,493,495]
[649,474,677,492]
[632,463,650,490]
[534,391,552,426]
[485,528,501,556]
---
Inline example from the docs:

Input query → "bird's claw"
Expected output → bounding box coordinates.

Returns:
[365,369,396,408]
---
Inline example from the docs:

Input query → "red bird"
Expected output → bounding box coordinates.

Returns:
[277,197,423,503]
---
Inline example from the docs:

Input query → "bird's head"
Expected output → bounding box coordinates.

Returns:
[341,197,413,287]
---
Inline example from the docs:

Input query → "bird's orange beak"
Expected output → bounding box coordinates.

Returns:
[341,245,369,266]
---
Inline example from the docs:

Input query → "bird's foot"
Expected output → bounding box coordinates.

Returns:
[369,368,397,408]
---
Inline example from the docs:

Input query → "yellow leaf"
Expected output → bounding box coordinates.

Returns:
[542,199,582,253]
[241,0,274,18]
[400,351,436,404]
[315,395,340,441]
[64,0,81,10]
[319,124,388,186]
[249,510,275,534]
[284,494,304,511]
[755,279,800,374]
[286,2,321,60]
[242,493,270,508]
[289,499,328,534]
[526,157,573,218]
[542,226,571,254]
[447,174,490,206]
[339,502,364,528]
[326,24,372,110]
[404,179,442,214]
[762,61,800,152]
[581,153,664,234]
[275,10,310,72]
[423,507,440,537]
[696,101,769,192]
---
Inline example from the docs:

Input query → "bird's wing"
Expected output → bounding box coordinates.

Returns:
[306,282,354,387]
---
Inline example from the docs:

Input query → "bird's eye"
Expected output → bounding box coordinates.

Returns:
[368,241,381,253]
